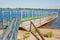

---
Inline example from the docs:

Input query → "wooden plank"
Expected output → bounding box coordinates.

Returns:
[30,21,45,40]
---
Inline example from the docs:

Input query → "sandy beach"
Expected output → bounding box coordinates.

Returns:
[17,28,60,40]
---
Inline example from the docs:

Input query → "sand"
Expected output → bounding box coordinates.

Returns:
[17,28,60,40]
[0,30,3,35]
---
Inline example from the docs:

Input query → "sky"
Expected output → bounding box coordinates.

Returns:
[0,0,60,9]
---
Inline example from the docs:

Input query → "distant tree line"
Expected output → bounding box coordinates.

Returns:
[0,8,60,10]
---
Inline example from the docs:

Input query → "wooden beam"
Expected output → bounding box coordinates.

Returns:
[30,21,45,40]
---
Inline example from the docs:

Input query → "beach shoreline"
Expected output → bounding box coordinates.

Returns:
[17,27,60,40]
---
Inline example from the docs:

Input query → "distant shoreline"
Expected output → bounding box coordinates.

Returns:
[0,8,60,10]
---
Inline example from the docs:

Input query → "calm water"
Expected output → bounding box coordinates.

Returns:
[0,9,60,28]
[50,10,60,28]
[41,10,60,29]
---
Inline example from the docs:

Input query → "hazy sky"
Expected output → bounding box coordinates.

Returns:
[0,0,60,9]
